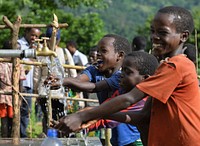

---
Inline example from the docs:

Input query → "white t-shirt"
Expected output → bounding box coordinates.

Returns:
[73,50,88,66]
[18,37,34,89]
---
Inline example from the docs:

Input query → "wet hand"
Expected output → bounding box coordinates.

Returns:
[54,113,83,134]
[44,74,61,90]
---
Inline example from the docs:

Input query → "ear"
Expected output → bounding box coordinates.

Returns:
[117,51,125,61]
[180,30,189,43]
[143,74,150,80]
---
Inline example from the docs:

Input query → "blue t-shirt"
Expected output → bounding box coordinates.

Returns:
[81,65,121,103]
[111,124,140,146]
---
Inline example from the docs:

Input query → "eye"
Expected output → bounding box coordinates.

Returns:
[122,67,132,75]
[150,28,155,34]
[158,30,168,36]
[99,48,107,54]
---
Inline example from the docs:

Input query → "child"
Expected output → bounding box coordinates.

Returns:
[0,40,26,137]
[82,51,159,146]
[51,34,132,145]
[55,6,200,146]
[131,36,147,52]
[62,34,131,104]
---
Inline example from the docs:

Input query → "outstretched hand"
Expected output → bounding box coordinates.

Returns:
[53,113,83,134]
[44,74,61,90]
[77,107,99,129]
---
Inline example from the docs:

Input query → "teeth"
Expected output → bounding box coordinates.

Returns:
[93,60,103,69]
[152,44,161,49]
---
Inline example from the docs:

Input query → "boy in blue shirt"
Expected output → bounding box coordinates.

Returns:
[51,34,143,145]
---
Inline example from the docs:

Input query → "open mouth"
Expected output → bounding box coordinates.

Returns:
[152,43,162,50]
[93,60,103,69]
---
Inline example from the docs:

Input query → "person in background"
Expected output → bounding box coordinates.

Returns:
[131,36,147,52]
[183,43,200,86]
[55,6,200,146]
[17,27,41,138]
[87,46,98,66]
[183,43,197,66]
[0,40,26,137]
[66,40,88,67]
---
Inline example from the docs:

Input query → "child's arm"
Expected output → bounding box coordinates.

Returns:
[55,87,146,132]
[62,75,109,92]
[106,97,152,125]
[82,97,149,130]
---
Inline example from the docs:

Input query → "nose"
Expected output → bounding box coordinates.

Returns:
[151,33,160,41]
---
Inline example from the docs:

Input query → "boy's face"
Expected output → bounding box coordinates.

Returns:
[97,37,120,72]
[89,50,97,64]
[150,12,182,58]
[120,57,143,92]
[26,28,41,45]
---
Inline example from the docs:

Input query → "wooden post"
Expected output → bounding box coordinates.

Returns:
[3,16,22,145]
[47,14,59,127]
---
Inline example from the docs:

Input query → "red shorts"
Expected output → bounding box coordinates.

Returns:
[0,103,13,118]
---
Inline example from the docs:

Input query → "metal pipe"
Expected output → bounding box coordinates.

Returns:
[0,49,36,58]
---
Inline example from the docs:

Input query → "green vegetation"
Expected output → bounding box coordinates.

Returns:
[0,0,200,54]
[27,99,43,138]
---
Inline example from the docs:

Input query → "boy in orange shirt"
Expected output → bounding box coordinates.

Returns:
[55,6,200,146]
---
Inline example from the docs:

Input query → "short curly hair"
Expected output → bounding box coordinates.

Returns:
[103,34,131,55]
[125,51,159,76]
[158,6,194,34]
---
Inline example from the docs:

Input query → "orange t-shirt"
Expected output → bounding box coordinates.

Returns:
[136,55,200,146]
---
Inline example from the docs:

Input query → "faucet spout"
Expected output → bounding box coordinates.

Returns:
[36,37,57,57]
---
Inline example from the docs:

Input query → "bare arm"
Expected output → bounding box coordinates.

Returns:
[54,87,147,133]
[62,74,110,92]
[106,97,152,125]
[105,97,152,146]
[80,87,146,121]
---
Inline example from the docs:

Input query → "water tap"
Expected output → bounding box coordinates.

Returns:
[36,37,57,57]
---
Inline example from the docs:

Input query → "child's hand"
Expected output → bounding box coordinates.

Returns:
[44,74,61,90]
[54,113,83,134]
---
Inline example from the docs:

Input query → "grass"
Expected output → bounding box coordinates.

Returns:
[27,99,43,138]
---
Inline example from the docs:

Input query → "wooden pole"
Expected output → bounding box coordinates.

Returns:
[0,23,68,29]
[0,58,86,70]
[3,15,22,145]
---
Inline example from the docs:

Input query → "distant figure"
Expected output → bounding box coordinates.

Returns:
[88,46,98,65]
[183,43,196,66]
[66,40,88,67]
[131,36,147,52]
[17,27,41,138]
